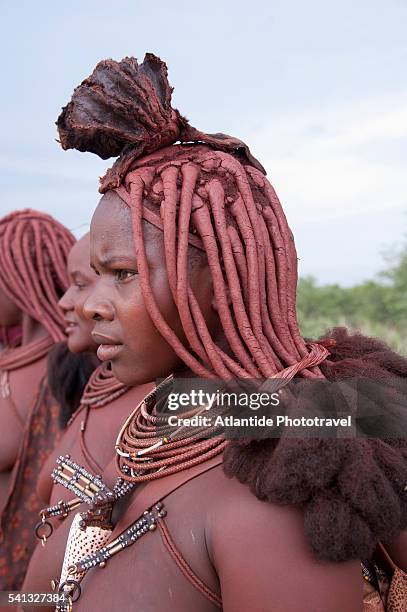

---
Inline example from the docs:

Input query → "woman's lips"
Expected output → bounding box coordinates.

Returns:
[92,332,124,362]
[96,343,123,362]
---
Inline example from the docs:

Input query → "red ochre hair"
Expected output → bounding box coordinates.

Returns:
[57,54,407,562]
[0,209,75,341]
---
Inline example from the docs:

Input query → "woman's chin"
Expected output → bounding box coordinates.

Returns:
[110,360,135,386]
[66,340,80,353]
[110,359,148,388]
[67,338,90,354]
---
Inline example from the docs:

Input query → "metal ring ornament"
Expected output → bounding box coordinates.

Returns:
[59,579,82,603]
[35,518,53,542]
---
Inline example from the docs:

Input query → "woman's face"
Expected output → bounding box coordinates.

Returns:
[0,287,22,328]
[84,192,219,386]
[58,234,99,353]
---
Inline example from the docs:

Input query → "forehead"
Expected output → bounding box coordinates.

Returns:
[90,193,134,257]
[90,192,165,264]
[68,234,91,272]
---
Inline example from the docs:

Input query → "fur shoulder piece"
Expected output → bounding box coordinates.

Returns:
[223,328,407,562]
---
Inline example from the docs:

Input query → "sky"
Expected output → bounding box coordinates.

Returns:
[1,0,406,285]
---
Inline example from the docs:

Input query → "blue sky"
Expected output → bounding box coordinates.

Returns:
[1,0,406,285]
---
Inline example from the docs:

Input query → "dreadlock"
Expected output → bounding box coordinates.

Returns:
[57,54,407,562]
[0,209,75,341]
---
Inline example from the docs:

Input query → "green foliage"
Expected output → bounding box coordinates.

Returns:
[297,243,407,354]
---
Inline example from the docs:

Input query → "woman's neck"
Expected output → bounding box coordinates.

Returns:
[173,366,194,380]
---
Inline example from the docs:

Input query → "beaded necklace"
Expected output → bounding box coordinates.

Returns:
[66,362,129,475]
[115,376,227,482]
[66,362,128,426]
[40,376,225,528]
[79,362,128,408]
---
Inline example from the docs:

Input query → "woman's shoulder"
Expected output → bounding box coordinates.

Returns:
[9,352,48,379]
[8,355,48,415]
[203,465,363,612]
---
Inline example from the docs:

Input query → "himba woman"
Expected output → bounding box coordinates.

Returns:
[24,235,152,591]
[0,210,75,590]
[24,56,407,611]
[45,233,100,432]
[36,232,100,508]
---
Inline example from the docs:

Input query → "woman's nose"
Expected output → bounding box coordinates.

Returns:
[58,287,73,312]
[83,291,114,322]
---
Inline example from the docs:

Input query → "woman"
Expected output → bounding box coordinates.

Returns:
[37,231,100,508]
[26,55,407,611]
[46,233,100,431]
[23,235,152,595]
[0,209,74,590]
[38,232,151,500]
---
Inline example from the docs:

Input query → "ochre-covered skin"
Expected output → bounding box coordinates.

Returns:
[0,357,49,511]
[88,194,407,566]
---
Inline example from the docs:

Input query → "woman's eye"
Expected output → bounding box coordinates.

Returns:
[75,283,86,290]
[116,270,136,282]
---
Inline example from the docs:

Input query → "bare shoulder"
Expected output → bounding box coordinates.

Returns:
[9,356,47,418]
[205,468,363,612]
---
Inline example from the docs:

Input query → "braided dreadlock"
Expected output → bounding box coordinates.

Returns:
[57,54,407,562]
[0,209,75,341]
